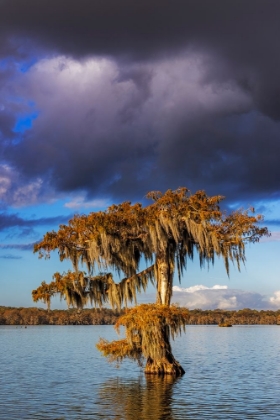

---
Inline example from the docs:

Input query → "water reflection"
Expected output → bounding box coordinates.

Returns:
[2,326,280,419]
[98,375,179,419]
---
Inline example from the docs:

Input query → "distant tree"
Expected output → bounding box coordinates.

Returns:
[32,188,268,374]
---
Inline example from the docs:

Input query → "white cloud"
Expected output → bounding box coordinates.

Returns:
[12,179,43,207]
[172,284,277,310]
[64,195,109,210]
[173,284,228,293]
[0,164,45,207]
[269,291,280,306]
[0,177,11,196]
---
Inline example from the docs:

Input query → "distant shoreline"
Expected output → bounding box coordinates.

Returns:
[1,306,280,326]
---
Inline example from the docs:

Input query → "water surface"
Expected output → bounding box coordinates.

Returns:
[1,325,279,419]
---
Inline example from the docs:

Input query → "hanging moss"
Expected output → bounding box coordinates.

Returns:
[33,187,269,374]
[96,304,189,374]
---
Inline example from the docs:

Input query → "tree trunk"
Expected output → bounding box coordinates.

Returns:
[147,253,185,376]
[144,325,185,376]
[156,254,172,305]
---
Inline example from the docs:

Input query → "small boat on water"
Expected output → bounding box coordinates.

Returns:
[218,323,232,327]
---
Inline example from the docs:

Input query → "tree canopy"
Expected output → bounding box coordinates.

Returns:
[33,187,268,310]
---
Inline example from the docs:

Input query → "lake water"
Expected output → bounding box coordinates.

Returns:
[1,325,280,419]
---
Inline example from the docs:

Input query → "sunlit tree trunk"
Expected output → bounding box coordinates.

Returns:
[155,252,172,305]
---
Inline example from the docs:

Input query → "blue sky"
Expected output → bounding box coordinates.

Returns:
[0,0,279,310]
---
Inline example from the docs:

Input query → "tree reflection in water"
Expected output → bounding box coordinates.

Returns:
[98,374,180,419]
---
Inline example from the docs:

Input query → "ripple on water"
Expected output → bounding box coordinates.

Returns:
[1,325,280,419]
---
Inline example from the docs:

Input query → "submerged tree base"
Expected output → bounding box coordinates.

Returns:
[97,304,189,375]
[145,356,185,376]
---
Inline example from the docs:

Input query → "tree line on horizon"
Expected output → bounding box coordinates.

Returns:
[1,306,280,326]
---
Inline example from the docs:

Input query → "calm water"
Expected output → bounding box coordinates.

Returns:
[1,325,280,419]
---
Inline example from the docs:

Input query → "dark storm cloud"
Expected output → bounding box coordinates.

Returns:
[0,110,14,138]
[0,0,280,206]
[0,1,278,59]
[1,0,280,119]
[0,213,70,232]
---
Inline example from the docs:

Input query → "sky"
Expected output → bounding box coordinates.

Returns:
[0,0,279,310]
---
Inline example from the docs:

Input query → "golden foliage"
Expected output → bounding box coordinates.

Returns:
[96,338,143,366]
[32,281,54,310]
[32,265,155,310]
[33,187,269,308]
[96,304,189,364]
